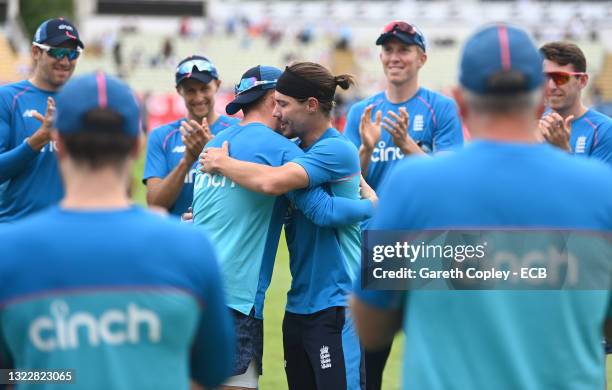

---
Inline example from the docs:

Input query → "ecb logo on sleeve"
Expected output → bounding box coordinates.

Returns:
[29,300,161,351]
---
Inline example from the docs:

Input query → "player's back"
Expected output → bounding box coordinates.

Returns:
[192,122,301,317]
[0,206,233,390]
[373,140,612,389]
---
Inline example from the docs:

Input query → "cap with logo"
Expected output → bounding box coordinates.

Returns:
[175,55,219,87]
[376,21,426,52]
[33,17,84,49]
[226,65,282,115]
[54,72,140,137]
[459,23,544,95]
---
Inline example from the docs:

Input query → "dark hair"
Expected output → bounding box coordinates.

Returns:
[286,62,355,116]
[540,42,586,72]
[62,109,137,170]
[242,89,274,116]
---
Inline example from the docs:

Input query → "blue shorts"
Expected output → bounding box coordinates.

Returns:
[230,308,263,376]
[342,307,365,390]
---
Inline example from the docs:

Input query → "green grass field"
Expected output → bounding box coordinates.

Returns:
[130,151,612,389]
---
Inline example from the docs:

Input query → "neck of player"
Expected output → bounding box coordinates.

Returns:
[556,99,588,121]
[190,110,219,128]
[29,72,59,92]
[385,78,420,104]
[467,114,541,143]
[61,163,133,209]
[300,116,332,149]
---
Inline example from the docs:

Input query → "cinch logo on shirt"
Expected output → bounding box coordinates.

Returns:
[172,145,186,153]
[185,168,197,184]
[29,300,161,352]
[194,173,236,189]
[58,24,74,31]
[371,140,404,163]
[575,136,587,154]
[413,115,424,132]
[22,110,37,118]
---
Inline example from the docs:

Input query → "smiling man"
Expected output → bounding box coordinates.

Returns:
[344,21,464,192]
[0,18,84,223]
[143,55,238,216]
[342,21,464,390]
[538,42,612,165]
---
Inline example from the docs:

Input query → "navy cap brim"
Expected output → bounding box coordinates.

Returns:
[176,72,214,87]
[226,89,268,115]
[45,34,84,49]
[376,31,422,50]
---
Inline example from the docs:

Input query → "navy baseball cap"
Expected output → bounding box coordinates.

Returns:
[55,72,140,137]
[226,65,282,115]
[33,18,84,49]
[376,21,426,52]
[459,23,544,95]
[175,55,219,87]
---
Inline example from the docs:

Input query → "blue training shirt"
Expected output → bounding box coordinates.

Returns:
[344,87,464,191]
[286,127,362,314]
[569,108,612,165]
[0,80,63,223]
[143,115,238,215]
[192,123,372,319]
[356,140,612,390]
[0,206,234,390]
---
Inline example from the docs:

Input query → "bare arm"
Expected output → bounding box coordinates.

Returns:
[351,296,403,350]
[146,119,213,210]
[200,141,309,196]
[146,158,192,209]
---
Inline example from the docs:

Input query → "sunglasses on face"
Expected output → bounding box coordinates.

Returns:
[544,71,585,86]
[234,77,277,95]
[176,59,218,79]
[33,42,82,61]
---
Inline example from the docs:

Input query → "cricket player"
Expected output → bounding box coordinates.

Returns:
[144,55,238,216]
[193,65,374,390]
[344,21,464,192]
[539,42,612,165]
[0,18,84,222]
[353,23,612,390]
[201,62,369,389]
[0,72,234,389]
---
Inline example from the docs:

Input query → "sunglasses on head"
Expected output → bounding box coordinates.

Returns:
[176,59,218,78]
[383,21,417,35]
[33,42,82,61]
[234,77,277,95]
[544,71,585,86]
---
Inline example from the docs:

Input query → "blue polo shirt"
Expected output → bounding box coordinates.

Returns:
[286,128,363,314]
[143,115,238,215]
[569,108,612,165]
[344,87,464,191]
[0,80,62,223]
[356,140,612,390]
[0,206,234,390]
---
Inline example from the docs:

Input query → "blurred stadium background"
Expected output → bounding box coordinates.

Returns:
[1,0,611,388]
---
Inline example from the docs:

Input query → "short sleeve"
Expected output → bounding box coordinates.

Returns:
[433,98,464,152]
[143,129,170,183]
[591,122,612,166]
[291,138,360,188]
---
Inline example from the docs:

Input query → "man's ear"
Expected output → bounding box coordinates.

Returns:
[307,97,319,114]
